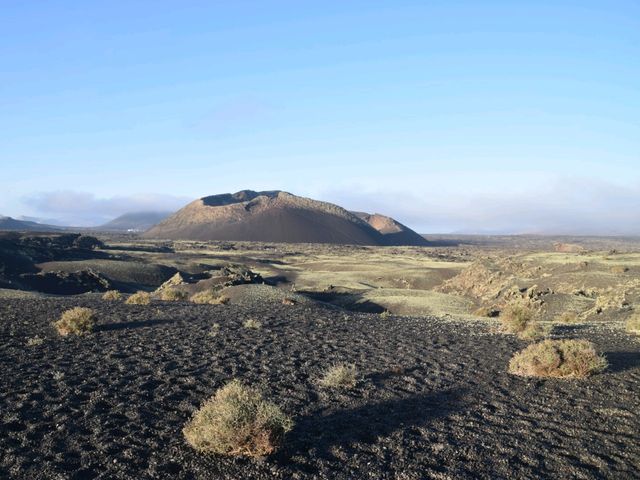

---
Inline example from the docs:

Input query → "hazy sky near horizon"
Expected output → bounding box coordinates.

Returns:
[2,1,639,233]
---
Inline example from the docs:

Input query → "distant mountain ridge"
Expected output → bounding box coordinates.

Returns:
[98,211,173,232]
[144,190,428,246]
[0,215,62,232]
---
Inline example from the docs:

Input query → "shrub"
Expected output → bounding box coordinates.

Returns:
[243,319,262,329]
[209,323,221,337]
[610,265,629,274]
[183,380,293,457]
[626,313,640,335]
[102,290,122,301]
[26,336,44,346]
[319,363,357,389]
[191,290,229,305]
[379,310,391,319]
[54,307,96,336]
[508,339,607,378]
[518,322,549,341]
[126,291,152,305]
[500,302,535,334]
[160,288,188,301]
[554,311,580,324]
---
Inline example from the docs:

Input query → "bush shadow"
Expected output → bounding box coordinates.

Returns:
[604,351,640,373]
[276,388,465,472]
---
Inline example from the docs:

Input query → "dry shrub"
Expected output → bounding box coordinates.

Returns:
[626,313,640,335]
[183,380,293,457]
[102,290,122,301]
[610,265,629,274]
[126,291,152,305]
[191,290,229,305]
[54,307,96,336]
[319,363,357,389]
[500,302,534,334]
[160,288,188,301]
[554,311,580,324]
[243,319,262,329]
[518,322,550,341]
[379,310,391,319]
[508,339,607,378]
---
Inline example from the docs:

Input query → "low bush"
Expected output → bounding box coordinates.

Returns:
[319,363,357,389]
[102,290,122,301]
[508,339,607,378]
[243,319,262,329]
[54,307,96,336]
[500,302,534,334]
[126,291,152,305]
[191,291,229,305]
[160,288,188,301]
[183,380,293,457]
[626,313,640,335]
[554,311,580,324]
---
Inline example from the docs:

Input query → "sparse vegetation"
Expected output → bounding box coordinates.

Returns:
[243,318,262,329]
[26,336,44,346]
[508,339,608,378]
[126,291,152,305]
[626,313,640,335]
[379,310,391,319]
[191,290,229,305]
[500,302,535,334]
[53,307,96,336]
[159,288,188,301]
[319,363,357,389]
[183,379,293,457]
[554,311,580,324]
[209,323,221,337]
[102,290,122,301]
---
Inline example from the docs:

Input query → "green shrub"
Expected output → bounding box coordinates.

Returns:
[54,307,96,336]
[102,290,122,301]
[319,363,357,389]
[126,291,152,305]
[509,339,607,378]
[183,380,293,457]
[191,290,229,305]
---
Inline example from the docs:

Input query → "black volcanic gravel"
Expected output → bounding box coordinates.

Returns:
[1,297,639,479]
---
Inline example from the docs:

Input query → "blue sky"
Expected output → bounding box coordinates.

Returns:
[1,1,639,232]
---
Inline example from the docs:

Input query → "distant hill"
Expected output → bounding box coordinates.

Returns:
[99,211,173,232]
[0,215,61,232]
[352,212,429,246]
[143,190,427,246]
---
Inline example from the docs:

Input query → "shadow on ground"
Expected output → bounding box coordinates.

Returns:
[276,388,465,473]
[604,351,640,373]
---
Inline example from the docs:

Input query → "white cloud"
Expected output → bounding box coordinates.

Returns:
[22,191,192,226]
[320,176,640,235]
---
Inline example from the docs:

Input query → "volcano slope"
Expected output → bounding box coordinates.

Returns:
[1,293,638,479]
[143,190,428,246]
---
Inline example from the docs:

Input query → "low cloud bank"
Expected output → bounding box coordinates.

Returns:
[321,177,640,235]
[22,191,192,226]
